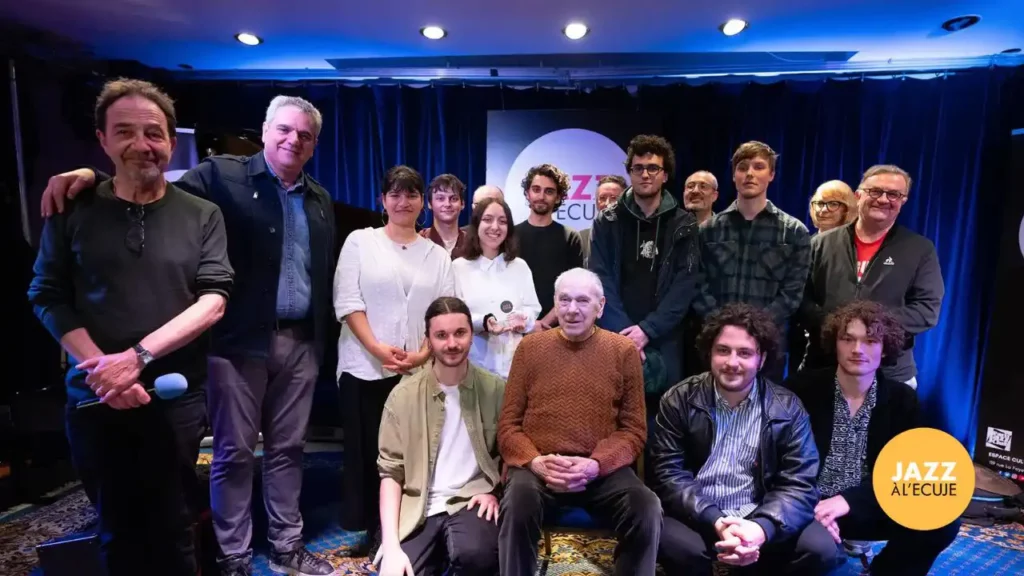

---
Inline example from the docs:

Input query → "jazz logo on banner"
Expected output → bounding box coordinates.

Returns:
[872,428,974,531]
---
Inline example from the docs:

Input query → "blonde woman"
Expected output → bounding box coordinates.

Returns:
[809,180,857,233]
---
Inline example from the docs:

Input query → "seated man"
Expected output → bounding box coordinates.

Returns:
[27,79,233,575]
[785,300,958,576]
[651,303,834,575]
[497,268,662,576]
[375,296,504,576]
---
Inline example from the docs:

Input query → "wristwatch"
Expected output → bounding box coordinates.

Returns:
[133,344,154,367]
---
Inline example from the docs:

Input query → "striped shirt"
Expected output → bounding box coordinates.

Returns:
[695,380,763,517]
[819,378,877,498]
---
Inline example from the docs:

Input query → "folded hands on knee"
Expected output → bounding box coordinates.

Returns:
[529,454,599,493]
[714,517,765,566]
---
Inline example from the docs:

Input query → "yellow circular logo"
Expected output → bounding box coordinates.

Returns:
[872,427,974,530]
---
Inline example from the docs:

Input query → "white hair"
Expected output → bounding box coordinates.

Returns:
[472,185,505,206]
[554,267,604,301]
[265,95,323,137]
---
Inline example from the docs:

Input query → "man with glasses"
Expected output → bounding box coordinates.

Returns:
[683,170,719,225]
[798,165,943,389]
[28,78,234,575]
[589,135,702,390]
[420,173,469,258]
[695,141,811,383]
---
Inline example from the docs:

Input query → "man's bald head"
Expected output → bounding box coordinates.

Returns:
[472,185,504,210]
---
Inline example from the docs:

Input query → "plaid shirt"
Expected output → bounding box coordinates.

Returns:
[695,200,810,330]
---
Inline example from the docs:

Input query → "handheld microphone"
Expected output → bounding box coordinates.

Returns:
[76,373,188,409]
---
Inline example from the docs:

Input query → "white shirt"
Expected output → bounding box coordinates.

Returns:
[425,383,480,517]
[452,255,541,379]
[334,227,455,380]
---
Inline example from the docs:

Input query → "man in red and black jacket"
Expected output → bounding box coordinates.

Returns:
[798,164,944,389]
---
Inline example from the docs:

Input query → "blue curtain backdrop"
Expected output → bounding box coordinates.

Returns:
[173,68,1019,451]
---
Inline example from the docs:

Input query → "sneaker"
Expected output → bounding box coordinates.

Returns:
[269,546,337,576]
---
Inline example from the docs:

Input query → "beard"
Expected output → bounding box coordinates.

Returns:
[434,348,468,368]
[530,202,553,215]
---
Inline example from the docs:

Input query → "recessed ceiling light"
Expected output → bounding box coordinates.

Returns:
[564,22,589,40]
[234,32,262,46]
[720,19,748,37]
[421,26,447,40]
[941,15,981,32]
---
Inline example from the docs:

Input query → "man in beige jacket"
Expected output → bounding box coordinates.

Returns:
[374,296,505,576]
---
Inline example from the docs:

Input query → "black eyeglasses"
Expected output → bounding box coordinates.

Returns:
[125,204,145,255]
[860,187,906,202]
[629,164,664,176]
[811,200,844,212]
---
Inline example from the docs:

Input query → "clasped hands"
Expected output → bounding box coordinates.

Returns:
[713,517,766,567]
[374,341,429,375]
[529,454,600,493]
[76,349,150,410]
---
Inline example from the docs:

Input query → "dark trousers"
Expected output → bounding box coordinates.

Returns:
[338,371,402,532]
[400,508,499,575]
[66,388,207,576]
[207,325,319,565]
[660,514,837,575]
[499,466,662,576]
[838,507,959,576]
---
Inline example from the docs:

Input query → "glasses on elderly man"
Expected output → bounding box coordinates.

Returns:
[811,200,844,212]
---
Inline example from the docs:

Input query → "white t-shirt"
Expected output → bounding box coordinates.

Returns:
[389,236,431,295]
[425,383,481,517]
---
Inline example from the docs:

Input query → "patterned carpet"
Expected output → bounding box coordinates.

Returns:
[2,451,1023,575]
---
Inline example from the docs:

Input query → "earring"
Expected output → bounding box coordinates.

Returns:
[417,210,427,229]
[380,205,388,226]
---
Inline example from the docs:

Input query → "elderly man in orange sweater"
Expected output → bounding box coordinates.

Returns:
[497,267,662,575]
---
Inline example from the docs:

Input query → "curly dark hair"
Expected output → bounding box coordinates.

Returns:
[464,197,518,262]
[521,164,570,211]
[427,173,466,202]
[821,300,906,360]
[625,135,676,179]
[597,174,628,189]
[696,303,781,369]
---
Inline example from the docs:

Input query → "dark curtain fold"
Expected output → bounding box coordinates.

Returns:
[162,69,1016,449]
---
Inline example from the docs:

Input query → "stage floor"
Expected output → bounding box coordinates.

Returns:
[2,447,1022,575]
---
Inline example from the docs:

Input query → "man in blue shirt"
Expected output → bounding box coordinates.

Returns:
[40,95,338,576]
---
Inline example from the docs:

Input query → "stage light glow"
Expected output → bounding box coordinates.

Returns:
[421,26,447,40]
[564,22,589,40]
[235,33,262,46]
[720,19,748,37]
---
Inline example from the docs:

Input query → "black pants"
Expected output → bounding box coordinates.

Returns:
[338,372,401,532]
[499,466,662,576]
[400,507,499,575]
[838,506,959,576]
[65,388,207,576]
[660,514,837,575]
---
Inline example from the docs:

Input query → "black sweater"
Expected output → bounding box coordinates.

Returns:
[28,182,233,401]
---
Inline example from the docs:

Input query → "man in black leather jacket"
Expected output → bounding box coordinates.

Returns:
[650,303,837,575]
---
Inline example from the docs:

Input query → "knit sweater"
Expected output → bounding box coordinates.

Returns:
[497,328,647,476]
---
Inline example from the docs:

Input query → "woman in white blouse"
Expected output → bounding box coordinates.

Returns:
[452,198,541,379]
[333,165,455,539]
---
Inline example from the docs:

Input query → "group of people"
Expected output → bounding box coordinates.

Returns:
[27,75,952,576]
